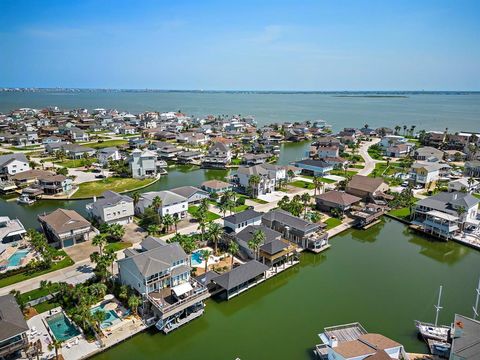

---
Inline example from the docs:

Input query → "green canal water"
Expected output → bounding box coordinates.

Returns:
[91,219,479,360]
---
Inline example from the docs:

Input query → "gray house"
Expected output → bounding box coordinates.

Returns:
[86,191,134,225]
[129,149,158,178]
[0,294,29,358]
[117,237,209,333]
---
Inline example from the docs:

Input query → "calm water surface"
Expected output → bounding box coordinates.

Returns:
[1,92,479,132]
[90,219,479,360]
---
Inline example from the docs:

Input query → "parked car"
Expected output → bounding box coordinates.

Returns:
[95,174,106,179]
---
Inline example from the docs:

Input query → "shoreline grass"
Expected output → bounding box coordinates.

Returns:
[71,177,155,198]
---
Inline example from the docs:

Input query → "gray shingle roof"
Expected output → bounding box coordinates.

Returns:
[140,236,168,251]
[0,153,28,167]
[140,191,188,206]
[170,186,207,199]
[262,209,321,233]
[416,192,479,215]
[0,294,29,341]
[223,209,263,225]
[450,314,480,359]
[236,225,281,246]
[94,191,132,207]
[213,260,268,291]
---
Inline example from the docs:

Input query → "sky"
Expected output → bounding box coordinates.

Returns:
[1,0,479,91]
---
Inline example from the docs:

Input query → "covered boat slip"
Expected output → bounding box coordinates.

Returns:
[212,260,269,300]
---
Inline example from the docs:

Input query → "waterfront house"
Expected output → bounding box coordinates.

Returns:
[449,314,480,360]
[412,192,479,239]
[236,164,277,195]
[86,190,134,225]
[69,127,89,142]
[201,180,233,195]
[310,145,340,159]
[117,237,209,333]
[9,169,53,186]
[379,135,407,149]
[224,209,264,234]
[315,190,362,213]
[170,186,209,205]
[136,191,188,219]
[262,209,328,252]
[385,143,412,158]
[346,175,389,201]
[0,217,26,244]
[448,178,479,193]
[0,294,29,359]
[201,142,232,169]
[176,151,203,164]
[212,260,269,300]
[464,160,480,177]
[157,144,182,159]
[129,149,158,178]
[314,322,408,360]
[37,174,72,194]
[97,147,121,165]
[42,136,63,145]
[293,159,333,176]
[38,208,93,248]
[0,153,30,179]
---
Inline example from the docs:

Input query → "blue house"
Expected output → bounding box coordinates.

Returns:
[293,159,333,176]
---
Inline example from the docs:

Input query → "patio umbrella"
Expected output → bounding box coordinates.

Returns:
[104,302,118,311]
[103,294,115,301]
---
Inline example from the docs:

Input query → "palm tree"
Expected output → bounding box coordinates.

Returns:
[173,216,180,233]
[301,193,311,218]
[128,295,141,315]
[456,206,467,232]
[248,229,265,260]
[91,310,107,332]
[162,214,174,233]
[48,339,62,360]
[287,169,295,182]
[199,249,211,273]
[132,192,141,211]
[109,223,125,241]
[218,201,228,218]
[151,195,163,223]
[147,224,160,235]
[92,233,107,255]
[207,222,223,255]
[313,176,324,196]
[119,285,129,302]
[196,212,208,243]
[248,175,261,198]
[228,241,239,269]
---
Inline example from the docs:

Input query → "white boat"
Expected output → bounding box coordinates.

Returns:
[17,195,35,205]
[415,285,450,342]
[427,339,451,357]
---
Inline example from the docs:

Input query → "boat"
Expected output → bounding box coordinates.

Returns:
[415,285,450,342]
[17,194,35,205]
[427,339,451,357]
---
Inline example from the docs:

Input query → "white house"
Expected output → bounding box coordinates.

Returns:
[136,191,188,218]
[97,147,121,165]
[223,209,264,234]
[0,154,30,178]
[448,178,479,193]
[237,165,276,195]
[86,191,134,225]
[409,161,444,187]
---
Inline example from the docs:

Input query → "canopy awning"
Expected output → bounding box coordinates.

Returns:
[172,282,193,297]
[426,210,458,222]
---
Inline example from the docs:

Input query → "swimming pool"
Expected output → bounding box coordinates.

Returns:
[46,312,80,342]
[90,304,121,329]
[7,250,29,267]
[191,251,203,266]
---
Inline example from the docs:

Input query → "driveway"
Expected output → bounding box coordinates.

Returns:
[357,138,381,176]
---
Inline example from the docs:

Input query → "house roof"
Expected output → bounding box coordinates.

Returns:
[316,190,362,206]
[237,165,269,176]
[140,191,188,206]
[416,191,479,215]
[223,209,263,225]
[209,142,229,152]
[295,159,331,168]
[213,260,268,291]
[170,186,208,199]
[118,242,187,277]
[358,333,400,350]
[38,208,91,234]
[62,144,94,153]
[0,153,28,167]
[262,209,322,233]
[347,175,385,194]
[236,225,281,247]
[0,294,30,341]
[195,270,220,287]
[140,236,168,251]
[450,314,480,359]
[93,190,133,208]
[201,179,232,189]
[9,169,52,181]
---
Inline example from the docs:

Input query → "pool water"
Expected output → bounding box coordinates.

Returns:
[191,251,202,266]
[7,250,29,267]
[91,305,121,329]
[46,313,80,342]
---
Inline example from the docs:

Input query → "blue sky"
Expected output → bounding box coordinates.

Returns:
[1,0,479,90]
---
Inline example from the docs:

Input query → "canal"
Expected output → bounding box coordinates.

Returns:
[89,219,479,360]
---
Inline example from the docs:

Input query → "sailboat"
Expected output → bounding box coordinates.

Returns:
[415,285,450,342]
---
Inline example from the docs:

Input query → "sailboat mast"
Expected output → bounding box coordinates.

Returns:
[473,277,480,320]
[434,285,443,327]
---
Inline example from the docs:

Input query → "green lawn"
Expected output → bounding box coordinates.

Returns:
[57,158,98,168]
[233,204,249,213]
[290,180,315,189]
[19,284,61,303]
[473,193,480,199]
[10,145,42,151]
[106,241,132,252]
[188,206,221,221]
[325,217,342,230]
[87,139,128,149]
[34,300,60,314]
[0,251,74,288]
[388,207,411,220]
[72,177,155,198]
[330,169,358,177]
[319,177,336,184]
[351,164,365,169]
[250,198,268,204]
[231,158,242,165]
[368,147,384,160]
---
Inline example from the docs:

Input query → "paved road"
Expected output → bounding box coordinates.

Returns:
[357,138,381,176]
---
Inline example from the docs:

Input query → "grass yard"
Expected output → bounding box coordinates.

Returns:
[368,147,384,160]
[106,241,132,252]
[473,193,480,199]
[232,204,249,213]
[34,300,60,314]
[87,139,128,149]
[188,206,221,221]
[388,207,411,220]
[250,198,268,204]
[19,283,61,303]
[72,177,155,198]
[0,251,74,289]
[330,169,358,177]
[351,164,365,169]
[57,158,98,168]
[325,217,342,230]
[290,180,315,189]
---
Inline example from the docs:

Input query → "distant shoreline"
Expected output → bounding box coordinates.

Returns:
[332,95,408,98]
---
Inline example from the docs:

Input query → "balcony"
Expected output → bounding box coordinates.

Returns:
[0,335,28,358]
